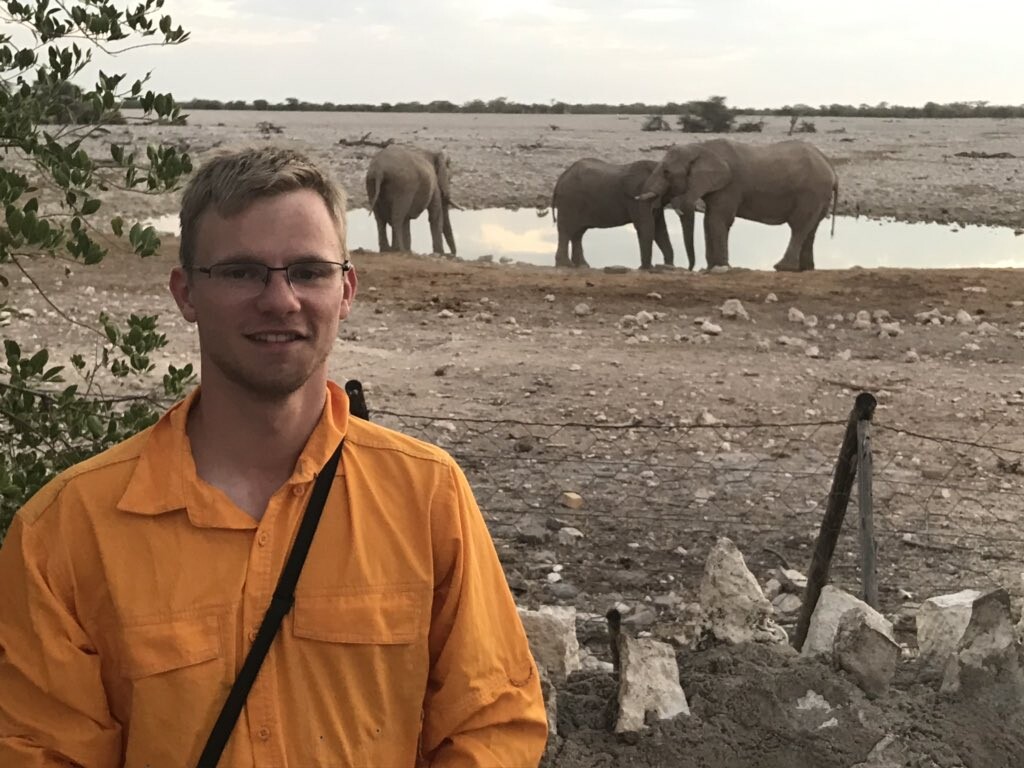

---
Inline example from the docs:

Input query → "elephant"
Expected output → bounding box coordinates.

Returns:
[365,144,457,255]
[637,139,838,271]
[550,158,692,270]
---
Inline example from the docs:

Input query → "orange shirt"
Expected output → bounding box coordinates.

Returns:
[0,382,547,767]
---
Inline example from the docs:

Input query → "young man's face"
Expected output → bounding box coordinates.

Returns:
[169,189,357,401]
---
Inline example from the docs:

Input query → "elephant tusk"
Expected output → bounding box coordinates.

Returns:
[635,192,657,201]
[448,200,464,211]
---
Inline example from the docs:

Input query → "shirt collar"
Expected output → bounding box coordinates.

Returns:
[117,381,350,525]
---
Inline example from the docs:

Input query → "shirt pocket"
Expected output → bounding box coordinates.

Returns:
[292,589,426,645]
[119,614,222,679]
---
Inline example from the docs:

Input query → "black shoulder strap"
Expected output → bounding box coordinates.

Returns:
[195,439,344,768]
[345,378,370,421]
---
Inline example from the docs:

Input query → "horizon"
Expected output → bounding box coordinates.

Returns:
[104,0,1023,109]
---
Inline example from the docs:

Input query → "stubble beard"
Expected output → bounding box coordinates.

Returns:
[214,340,332,402]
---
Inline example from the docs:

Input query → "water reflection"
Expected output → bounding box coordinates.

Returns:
[147,209,1023,270]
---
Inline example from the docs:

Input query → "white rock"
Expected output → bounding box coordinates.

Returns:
[878,322,903,337]
[699,537,786,645]
[955,309,975,325]
[941,589,1017,693]
[962,286,987,293]
[647,292,663,300]
[834,610,900,698]
[805,345,821,358]
[976,322,999,335]
[872,309,892,322]
[852,310,873,330]
[573,303,591,317]
[719,299,749,321]
[544,294,556,302]
[558,527,584,546]
[701,321,723,336]
[699,410,719,426]
[615,635,689,732]
[803,314,819,328]
[756,338,771,352]
[772,593,803,615]
[836,349,853,361]
[16,308,37,319]
[801,586,894,658]
[518,606,581,684]
[917,589,982,665]
[788,307,805,324]
[764,293,778,303]
[635,310,655,327]
[904,349,920,363]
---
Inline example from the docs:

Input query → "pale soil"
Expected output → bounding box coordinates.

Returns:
[4,114,1024,766]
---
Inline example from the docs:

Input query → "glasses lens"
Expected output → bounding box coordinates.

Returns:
[288,262,343,285]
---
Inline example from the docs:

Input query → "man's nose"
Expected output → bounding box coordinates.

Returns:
[257,269,301,309]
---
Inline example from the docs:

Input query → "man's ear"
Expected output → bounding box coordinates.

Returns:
[339,264,358,320]
[169,266,198,323]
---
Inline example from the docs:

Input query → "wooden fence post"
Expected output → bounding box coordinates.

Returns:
[858,415,878,608]
[793,392,877,652]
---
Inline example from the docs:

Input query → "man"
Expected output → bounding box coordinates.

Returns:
[0,147,548,766]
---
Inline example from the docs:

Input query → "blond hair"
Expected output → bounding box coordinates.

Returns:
[178,146,348,268]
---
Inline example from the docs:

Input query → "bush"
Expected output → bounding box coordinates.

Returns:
[677,96,735,133]
[0,0,192,543]
[735,120,765,133]
[641,115,672,132]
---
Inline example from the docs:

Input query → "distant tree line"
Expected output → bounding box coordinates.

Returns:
[149,95,1024,119]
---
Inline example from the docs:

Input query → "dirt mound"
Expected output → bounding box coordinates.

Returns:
[545,643,1024,767]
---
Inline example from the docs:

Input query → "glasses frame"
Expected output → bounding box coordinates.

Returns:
[190,259,353,294]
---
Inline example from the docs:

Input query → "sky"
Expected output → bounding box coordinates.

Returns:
[104,0,1023,108]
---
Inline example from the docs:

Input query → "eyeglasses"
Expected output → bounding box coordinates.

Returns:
[191,260,352,298]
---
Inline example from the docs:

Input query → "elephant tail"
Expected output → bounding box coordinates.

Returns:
[830,178,839,238]
[366,169,383,215]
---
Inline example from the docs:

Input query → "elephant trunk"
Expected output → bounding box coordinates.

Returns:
[679,206,696,270]
[636,164,670,201]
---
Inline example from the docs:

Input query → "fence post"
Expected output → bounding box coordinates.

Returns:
[858,413,877,608]
[793,392,877,652]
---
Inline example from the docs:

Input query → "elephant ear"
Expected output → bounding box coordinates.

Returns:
[433,151,452,202]
[685,150,731,201]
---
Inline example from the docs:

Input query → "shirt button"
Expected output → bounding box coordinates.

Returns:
[257,532,269,547]
[257,726,271,741]
[291,485,305,497]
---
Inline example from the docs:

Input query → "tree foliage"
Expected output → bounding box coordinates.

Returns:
[1,0,193,541]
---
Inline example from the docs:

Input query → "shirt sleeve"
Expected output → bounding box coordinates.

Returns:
[0,514,122,767]
[419,461,548,767]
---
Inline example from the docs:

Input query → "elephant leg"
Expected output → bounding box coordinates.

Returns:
[653,210,674,267]
[427,198,445,255]
[704,211,733,268]
[388,192,415,252]
[634,219,655,270]
[401,219,413,253]
[555,226,572,267]
[799,225,819,271]
[374,213,390,252]
[775,210,819,272]
[570,232,588,268]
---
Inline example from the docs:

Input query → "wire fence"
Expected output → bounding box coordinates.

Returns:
[371,401,1024,624]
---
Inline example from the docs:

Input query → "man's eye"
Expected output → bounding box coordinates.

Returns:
[290,263,333,282]
[216,265,263,281]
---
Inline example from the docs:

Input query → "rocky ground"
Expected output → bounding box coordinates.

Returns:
[3,113,1024,765]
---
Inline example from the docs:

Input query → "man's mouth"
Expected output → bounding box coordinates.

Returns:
[247,332,305,343]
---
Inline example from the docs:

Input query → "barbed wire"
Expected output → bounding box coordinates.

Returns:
[371,408,1024,616]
